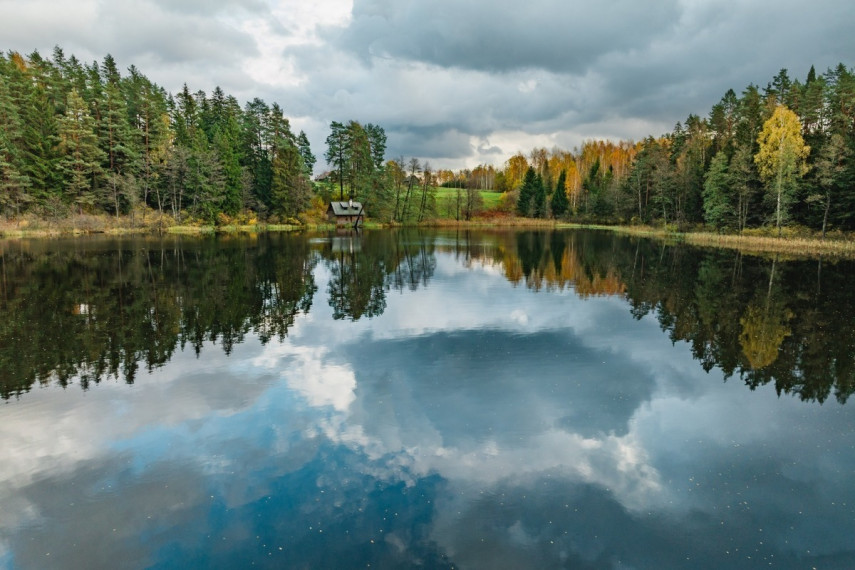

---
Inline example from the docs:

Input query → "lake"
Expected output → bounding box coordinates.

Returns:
[1,229,854,569]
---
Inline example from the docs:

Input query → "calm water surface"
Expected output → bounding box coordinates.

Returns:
[1,230,854,569]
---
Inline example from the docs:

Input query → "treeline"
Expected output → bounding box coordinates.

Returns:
[0,44,458,226]
[502,65,855,233]
[3,46,853,232]
[0,47,317,223]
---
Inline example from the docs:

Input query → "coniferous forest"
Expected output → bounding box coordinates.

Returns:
[1,47,854,234]
[0,47,322,224]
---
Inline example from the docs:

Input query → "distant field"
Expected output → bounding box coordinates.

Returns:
[433,187,504,213]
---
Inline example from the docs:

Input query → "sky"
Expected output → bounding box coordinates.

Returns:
[1,0,854,172]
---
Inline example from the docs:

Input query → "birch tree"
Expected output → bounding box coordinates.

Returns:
[755,105,810,235]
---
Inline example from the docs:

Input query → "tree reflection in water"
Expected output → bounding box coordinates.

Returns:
[2,229,854,404]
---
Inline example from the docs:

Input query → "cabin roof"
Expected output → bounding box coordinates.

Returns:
[327,201,364,216]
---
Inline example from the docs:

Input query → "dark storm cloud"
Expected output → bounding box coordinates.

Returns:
[387,126,474,161]
[584,0,855,130]
[3,0,854,167]
[306,0,855,162]
[336,329,657,443]
[337,0,681,73]
[478,141,503,155]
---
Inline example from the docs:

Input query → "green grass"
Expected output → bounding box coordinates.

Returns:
[432,187,504,218]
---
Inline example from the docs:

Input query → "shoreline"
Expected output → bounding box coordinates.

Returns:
[3,215,855,258]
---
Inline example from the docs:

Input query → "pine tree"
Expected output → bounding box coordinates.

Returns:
[365,123,387,170]
[344,121,372,201]
[709,89,739,157]
[325,121,348,200]
[297,130,315,177]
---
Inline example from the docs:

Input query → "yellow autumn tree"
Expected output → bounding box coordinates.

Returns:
[754,105,810,236]
[505,153,529,190]
[739,302,793,369]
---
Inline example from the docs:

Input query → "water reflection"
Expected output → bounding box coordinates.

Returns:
[1,230,855,568]
[2,230,855,403]
[447,231,855,404]
[0,234,316,396]
[322,231,436,321]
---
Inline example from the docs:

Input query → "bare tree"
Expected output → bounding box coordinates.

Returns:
[401,157,421,222]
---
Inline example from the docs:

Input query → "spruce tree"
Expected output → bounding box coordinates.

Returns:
[702,151,732,229]
[551,169,569,218]
[16,53,61,203]
[241,98,273,211]
[0,58,32,216]
[209,94,246,216]
[517,166,536,217]
[57,88,104,212]
[268,105,310,218]
[533,173,547,218]
[99,58,137,217]
[297,130,315,177]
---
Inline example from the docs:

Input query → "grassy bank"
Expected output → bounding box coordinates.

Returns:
[563,223,855,257]
[0,210,324,238]
[5,209,855,258]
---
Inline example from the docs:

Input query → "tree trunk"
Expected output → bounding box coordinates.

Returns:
[776,178,782,237]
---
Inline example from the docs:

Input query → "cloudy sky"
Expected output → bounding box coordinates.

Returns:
[2,0,853,171]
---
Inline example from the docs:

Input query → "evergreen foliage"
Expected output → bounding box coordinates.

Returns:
[702,151,733,229]
[550,169,569,218]
[517,167,536,216]
[0,48,319,222]
[532,172,547,218]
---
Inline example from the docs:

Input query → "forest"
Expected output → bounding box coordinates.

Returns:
[0,47,319,224]
[1,46,854,234]
[502,65,855,236]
